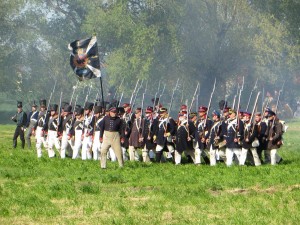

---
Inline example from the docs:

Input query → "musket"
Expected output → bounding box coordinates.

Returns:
[269,81,285,135]
[139,92,146,138]
[69,80,79,105]
[232,83,239,110]
[235,77,244,140]
[168,78,180,115]
[203,78,216,128]
[118,92,124,107]
[246,78,258,111]
[249,91,261,134]
[152,80,161,111]
[129,79,140,105]
[132,80,144,108]
[113,77,125,100]
[156,83,166,109]
[43,80,57,126]
[261,86,265,113]
[57,91,63,130]
[189,82,200,112]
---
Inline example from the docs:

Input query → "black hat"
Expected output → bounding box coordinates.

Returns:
[267,110,276,117]
[75,104,81,111]
[109,107,118,113]
[32,101,38,107]
[84,102,94,110]
[151,98,159,105]
[40,99,46,108]
[64,105,72,113]
[17,101,22,108]
[62,102,69,108]
[94,105,103,114]
[219,100,227,110]
[50,104,58,112]
[75,107,84,115]
[117,107,125,114]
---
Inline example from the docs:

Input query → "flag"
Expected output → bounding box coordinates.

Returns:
[68,36,101,81]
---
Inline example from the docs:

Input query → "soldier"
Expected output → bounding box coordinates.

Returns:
[225,109,244,166]
[68,107,84,159]
[46,104,61,158]
[100,107,124,169]
[142,106,157,162]
[240,112,261,166]
[154,107,176,163]
[254,112,267,163]
[60,104,73,159]
[128,108,144,161]
[92,105,104,160]
[121,103,133,158]
[25,101,38,149]
[11,101,27,149]
[32,99,48,158]
[194,106,212,165]
[117,106,128,161]
[174,112,193,165]
[207,110,226,166]
[265,110,283,165]
[82,102,95,160]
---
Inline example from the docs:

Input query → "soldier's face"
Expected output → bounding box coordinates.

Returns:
[32,106,37,111]
[255,115,261,122]
[50,110,55,116]
[109,111,117,117]
[17,107,22,113]
[229,113,236,119]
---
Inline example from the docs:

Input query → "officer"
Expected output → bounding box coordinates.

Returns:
[100,107,124,169]
[25,101,38,149]
[11,101,27,149]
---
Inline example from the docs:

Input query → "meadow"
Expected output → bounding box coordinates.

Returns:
[0,121,299,225]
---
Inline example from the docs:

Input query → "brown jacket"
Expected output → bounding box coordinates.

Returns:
[266,118,283,150]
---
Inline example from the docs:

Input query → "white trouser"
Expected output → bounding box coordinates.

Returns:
[240,148,261,166]
[266,149,278,165]
[92,131,101,160]
[47,130,60,158]
[72,130,82,159]
[82,135,92,160]
[35,126,47,158]
[60,131,70,159]
[142,145,151,162]
[226,148,241,166]
[209,145,217,166]
[109,147,117,161]
[128,146,140,161]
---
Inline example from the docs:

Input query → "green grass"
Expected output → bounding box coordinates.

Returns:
[0,121,299,224]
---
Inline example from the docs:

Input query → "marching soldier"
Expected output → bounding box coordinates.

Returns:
[265,110,283,165]
[142,106,157,162]
[194,106,212,165]
[92,105,104,160]
[225,109,244,166]
[60,104,73,159]
[32,99,48,158]
[46,104,61,158]
[82,102,95,160]
[174,112,194,165]
[128,108,144,161]
[240,112,261,166]
[25,101,38,149]
[121,103,133,158]
[11,101,27,149]
[154,107,176,163]
[254,112,268,163]
[100,107,124,169]
[117,106,128,161]
[207,110,226,166]
[68,106,84,159]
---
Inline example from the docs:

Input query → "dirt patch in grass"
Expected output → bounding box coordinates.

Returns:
[209,184,300,196]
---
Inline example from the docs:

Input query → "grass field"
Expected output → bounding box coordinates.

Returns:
[0,121,299,224]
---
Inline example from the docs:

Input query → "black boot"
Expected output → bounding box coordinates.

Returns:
[13,139,17,148]
[156,151,162,163]
[21,141,25,149]
[203,156,210,165]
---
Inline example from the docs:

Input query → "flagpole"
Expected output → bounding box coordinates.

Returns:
[99,77,105,108]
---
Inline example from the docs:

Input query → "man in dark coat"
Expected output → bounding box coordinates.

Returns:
[225,109,244,166]
[25,101,38,148]
[11,101,27,149]
[240,112,261,166]
[265,110,283,165]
